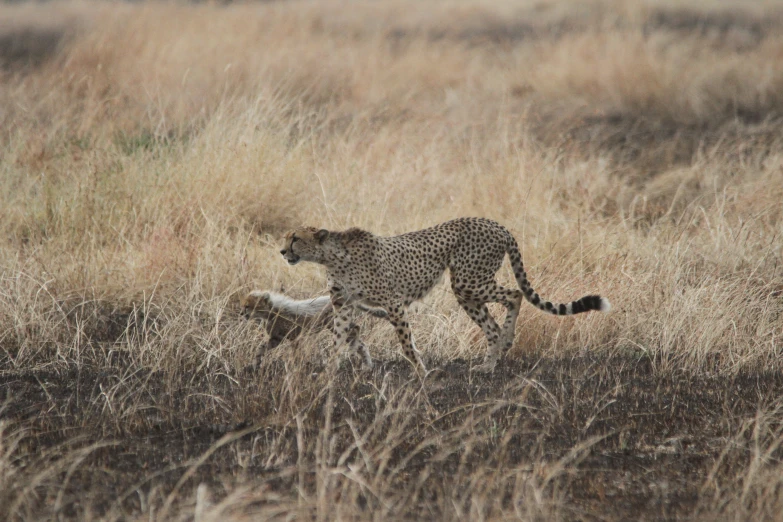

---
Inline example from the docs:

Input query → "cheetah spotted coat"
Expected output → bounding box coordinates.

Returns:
[280,217,610,372]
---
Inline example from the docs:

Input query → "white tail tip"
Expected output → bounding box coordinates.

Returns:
[600,297,612,313]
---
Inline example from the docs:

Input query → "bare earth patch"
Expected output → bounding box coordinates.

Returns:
[3,352,781,520]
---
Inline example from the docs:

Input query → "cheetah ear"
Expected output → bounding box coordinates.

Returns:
[315,229,329,243]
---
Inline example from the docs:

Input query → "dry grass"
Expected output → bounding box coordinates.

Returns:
[2,0,783,520]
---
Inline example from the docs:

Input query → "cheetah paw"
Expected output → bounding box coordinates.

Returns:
[473,361,497,374]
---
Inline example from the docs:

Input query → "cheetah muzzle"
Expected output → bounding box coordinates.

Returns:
[280,248,300,265]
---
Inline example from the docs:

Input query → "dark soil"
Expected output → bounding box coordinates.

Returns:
[3,350,782,520]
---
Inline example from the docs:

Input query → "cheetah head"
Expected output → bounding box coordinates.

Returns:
[240,291,273,320]
[280,227,330,265]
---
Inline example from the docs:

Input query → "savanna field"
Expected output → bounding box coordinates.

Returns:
[2,0,783,520]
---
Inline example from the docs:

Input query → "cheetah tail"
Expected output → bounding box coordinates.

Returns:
[507,241,611,316]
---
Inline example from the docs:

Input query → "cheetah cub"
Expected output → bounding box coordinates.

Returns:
[241,290,386,368]
[280,217,610,373]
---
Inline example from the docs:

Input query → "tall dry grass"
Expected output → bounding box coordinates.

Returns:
[2,0,783,520]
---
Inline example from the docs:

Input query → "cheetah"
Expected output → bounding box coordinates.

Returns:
[280,217,610,373]
[241,290,387,367]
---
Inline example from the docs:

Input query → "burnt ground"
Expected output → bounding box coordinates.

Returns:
[2,348,782,520]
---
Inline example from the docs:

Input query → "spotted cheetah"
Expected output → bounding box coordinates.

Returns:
[241,290,387,367]
[280,217,610,373]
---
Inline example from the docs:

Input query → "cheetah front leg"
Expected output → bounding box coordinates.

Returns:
[385,306,427,374]
[331,298,373,370]
[346,323,374,370]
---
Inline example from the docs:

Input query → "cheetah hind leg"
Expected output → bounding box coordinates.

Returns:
[455,296,504,373]
[487,285,524,359]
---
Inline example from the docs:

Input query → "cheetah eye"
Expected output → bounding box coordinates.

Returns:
[291,236,298,243]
